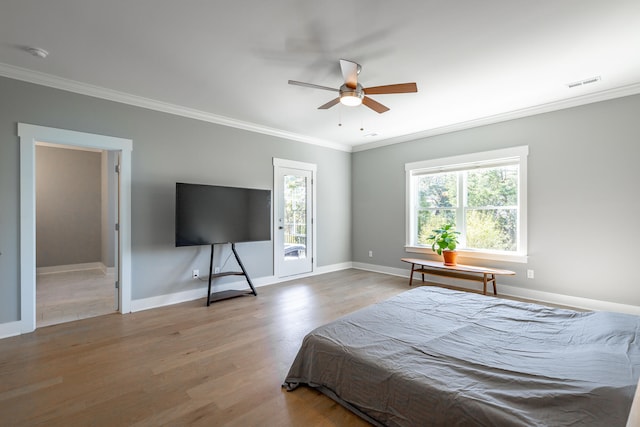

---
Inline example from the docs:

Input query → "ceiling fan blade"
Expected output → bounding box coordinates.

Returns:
[288,80,339,92]
[362,96,390,114]
[339,59,360,89]
[318,98,340,110]
[363,82,418,95]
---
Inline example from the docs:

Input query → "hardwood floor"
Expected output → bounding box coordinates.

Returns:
[1,269,411,426]
[36,268,116,327]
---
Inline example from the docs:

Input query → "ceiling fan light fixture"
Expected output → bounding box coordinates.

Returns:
[340,90,363,106]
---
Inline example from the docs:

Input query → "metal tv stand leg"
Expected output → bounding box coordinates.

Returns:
[206,243,258,306]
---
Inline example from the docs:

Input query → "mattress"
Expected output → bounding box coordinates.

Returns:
[283,287,640,426]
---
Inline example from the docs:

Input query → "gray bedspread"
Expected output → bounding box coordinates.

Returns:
[283,287,640,426]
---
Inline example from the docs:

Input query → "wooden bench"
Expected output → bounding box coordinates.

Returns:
[401,258,515,295]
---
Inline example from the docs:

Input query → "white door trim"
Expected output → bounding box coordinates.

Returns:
[273,158,317,278]
[18,123,133,333]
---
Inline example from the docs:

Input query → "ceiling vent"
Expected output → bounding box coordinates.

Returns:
[567,76,601,88]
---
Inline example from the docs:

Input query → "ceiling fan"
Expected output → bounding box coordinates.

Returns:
[288,59,418,114]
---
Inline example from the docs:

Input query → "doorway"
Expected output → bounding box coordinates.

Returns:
[273,158,316,278]
[19,123,132,334]
[34,144,118,327]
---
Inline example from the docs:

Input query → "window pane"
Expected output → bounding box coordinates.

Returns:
[417,173,457,208]
[465,209,517,251]
[407,147,526,257]
[284,174,307,260]
[466,166,518,208]
[416,209,456,245]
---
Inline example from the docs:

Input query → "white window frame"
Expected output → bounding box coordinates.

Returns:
[405,146,528,263]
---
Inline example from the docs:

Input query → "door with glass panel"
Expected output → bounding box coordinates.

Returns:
[276,166,313,277]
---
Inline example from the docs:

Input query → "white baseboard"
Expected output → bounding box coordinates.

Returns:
[497,284,640,315]
[0,321,22,339]
[0,262,354,337]
[352,262,407,278]
[353,262,640,315]
[131,274,284,312]
[276,262,354,282]
[100,265,116,275]
[130,262,353,313]
[316,262,354,274]
[37,262,110,275]
[34,261,640,315]
[11,260,638,338]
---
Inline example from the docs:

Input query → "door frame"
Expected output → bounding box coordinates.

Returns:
[19,123,133,333]
[273,158,317,278]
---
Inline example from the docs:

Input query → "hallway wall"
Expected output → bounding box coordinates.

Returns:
[36,145,102,267]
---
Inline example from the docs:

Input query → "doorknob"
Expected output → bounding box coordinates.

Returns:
[278,226,284,229]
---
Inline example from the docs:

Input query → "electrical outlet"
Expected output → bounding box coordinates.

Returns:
[527,269,534,279]
[214,266,220,274]
[192,269,199,279]
[368,250,373,257]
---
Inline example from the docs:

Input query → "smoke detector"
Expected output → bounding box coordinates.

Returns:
[25,47,49,59]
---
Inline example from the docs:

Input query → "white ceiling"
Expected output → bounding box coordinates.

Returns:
[1,1,639,152]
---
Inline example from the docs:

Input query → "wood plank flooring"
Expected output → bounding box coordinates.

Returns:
[36,268,115,327]
[1,269,413,426]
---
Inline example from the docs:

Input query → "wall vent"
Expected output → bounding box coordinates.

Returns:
[567,76,601,88]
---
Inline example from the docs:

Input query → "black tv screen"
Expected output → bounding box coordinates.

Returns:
[175,183,272,247]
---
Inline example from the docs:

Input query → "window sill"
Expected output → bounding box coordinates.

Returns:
[404,246,528,264]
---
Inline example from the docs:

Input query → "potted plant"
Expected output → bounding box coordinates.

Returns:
[427,223,460,266]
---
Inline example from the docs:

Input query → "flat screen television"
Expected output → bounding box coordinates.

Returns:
[175,182,272,247]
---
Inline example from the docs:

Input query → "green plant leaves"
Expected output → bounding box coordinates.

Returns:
[425,222,460,254]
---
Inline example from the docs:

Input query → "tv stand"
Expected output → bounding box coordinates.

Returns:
[206,243,257,306]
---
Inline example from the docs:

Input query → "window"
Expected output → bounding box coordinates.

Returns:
[406,146,528,263]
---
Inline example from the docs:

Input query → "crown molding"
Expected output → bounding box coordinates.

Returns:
[352,82,640,152]
[0,62,352,153]
[3,62,639,155]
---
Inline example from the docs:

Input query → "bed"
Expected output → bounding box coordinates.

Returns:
[283,287,640,426]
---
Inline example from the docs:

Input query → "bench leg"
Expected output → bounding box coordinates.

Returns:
[482,274,498,295]
[409,264,415,287]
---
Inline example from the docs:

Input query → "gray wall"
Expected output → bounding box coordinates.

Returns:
[0,76,352,323]
[352,94,640,307]
[36,145,102,267]
[2,72,638,325]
